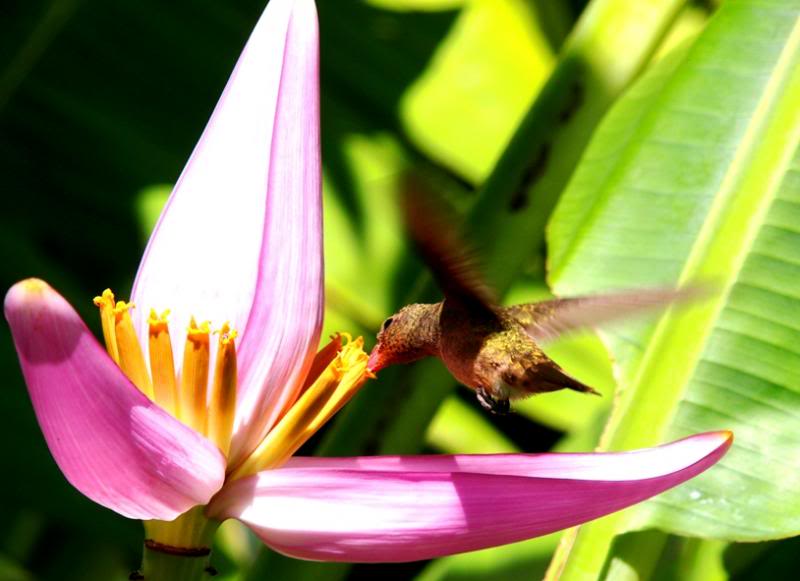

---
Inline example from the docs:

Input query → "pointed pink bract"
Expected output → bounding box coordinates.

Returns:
[209,432,731,562]
[5,280,227,520]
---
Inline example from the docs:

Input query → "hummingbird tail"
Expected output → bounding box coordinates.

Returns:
[564,378,602,396]
[537,364,601,396]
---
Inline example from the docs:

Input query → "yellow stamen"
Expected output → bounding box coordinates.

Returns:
[180,317,211,434]
[208,323,238,457]
[113,301,154,399]
[230,336,369,479]
[299,334,342,392]
[93,289,120,364]
[148,309,178,416]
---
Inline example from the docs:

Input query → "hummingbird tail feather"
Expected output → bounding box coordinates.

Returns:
[564,378,602,396]
[537,364,601,396]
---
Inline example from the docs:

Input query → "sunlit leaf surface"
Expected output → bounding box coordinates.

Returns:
[549,0,800,553]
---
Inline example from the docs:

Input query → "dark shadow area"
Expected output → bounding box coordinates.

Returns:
[725,536,800,580]
[454,387,563,453]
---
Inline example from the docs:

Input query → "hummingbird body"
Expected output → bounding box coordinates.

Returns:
[370,297,597,414]
[367,175,702,414]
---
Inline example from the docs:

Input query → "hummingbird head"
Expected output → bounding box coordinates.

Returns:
[368,303,441,373]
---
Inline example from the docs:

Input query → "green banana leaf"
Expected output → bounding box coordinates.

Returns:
[415,534,561,581]
[546,0,800,576]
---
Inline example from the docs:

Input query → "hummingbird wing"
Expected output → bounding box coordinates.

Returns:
[403,174,497,319]
[509,285,709,343]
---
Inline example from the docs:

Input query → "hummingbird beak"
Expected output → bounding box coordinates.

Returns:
[367,346,386,373]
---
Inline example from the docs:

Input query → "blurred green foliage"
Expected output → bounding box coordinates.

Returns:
[2,0,798,580]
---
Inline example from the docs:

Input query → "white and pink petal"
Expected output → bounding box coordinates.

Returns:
[129,0,323,466]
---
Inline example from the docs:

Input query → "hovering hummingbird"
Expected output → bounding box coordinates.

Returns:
[367,176,703,414]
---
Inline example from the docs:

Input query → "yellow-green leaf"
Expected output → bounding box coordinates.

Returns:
[547,0,800,576]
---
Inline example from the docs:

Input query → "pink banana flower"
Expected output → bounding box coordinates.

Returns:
[4,0,731,577]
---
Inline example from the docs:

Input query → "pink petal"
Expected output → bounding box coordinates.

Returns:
[130,0,323,464]
[281,431,730,480]
[5,279,226,520]
[209,432,731,562]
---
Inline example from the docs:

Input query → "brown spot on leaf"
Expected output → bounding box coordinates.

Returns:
[509,143,551,212]
[559,82,584,124]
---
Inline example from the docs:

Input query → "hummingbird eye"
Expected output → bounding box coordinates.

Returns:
[381,317,394,332]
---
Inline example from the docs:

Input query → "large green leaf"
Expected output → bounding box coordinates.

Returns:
[467,0,688,293]
[546,0,800,576]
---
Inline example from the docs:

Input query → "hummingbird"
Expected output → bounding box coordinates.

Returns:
[367,176,703,414]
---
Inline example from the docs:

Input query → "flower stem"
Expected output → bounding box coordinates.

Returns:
[138,507,220,581]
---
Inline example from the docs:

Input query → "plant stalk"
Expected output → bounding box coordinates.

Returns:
[137,507,220,581]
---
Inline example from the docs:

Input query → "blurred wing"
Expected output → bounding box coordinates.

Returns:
[403,174,497,317]
[510,286,710,343]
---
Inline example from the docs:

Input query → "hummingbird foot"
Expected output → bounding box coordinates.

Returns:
[476,388,510,415]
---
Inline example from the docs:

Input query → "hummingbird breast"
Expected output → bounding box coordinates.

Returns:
[437,300,538,397]
[437,299,500,389]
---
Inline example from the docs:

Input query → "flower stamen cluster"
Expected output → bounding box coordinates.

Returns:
[94,288,370,479]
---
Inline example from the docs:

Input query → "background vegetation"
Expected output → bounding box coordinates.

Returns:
[1,0,798,579]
